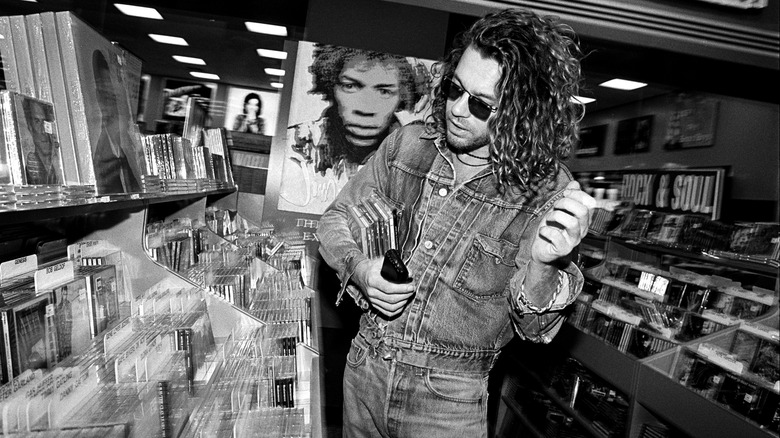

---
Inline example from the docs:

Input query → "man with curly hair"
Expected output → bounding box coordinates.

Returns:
[290,44,430,179]
[318,8,597,437]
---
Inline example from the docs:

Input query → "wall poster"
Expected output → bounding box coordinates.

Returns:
[614,115,654,155]
[575,124,607,158]
[271,41,435,216]
[664,93,719,150]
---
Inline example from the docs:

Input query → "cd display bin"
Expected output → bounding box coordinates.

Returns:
[0,189,324,437]
[495,232,778,438]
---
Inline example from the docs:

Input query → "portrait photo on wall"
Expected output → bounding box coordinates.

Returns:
[614,115,654,155]
[224,86,281,136]
[574,124,607,158]
[157,78,215,135]
[276,41,435,215]
[664,93,719,150]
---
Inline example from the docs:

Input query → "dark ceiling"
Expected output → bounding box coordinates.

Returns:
[1,0,308,92]
[0,0,775,114]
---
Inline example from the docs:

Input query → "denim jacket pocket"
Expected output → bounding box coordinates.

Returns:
[425,370,487,403]
[346,338,369,369]
[453,233,519,300]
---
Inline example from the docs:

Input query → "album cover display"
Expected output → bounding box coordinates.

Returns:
[56,11,146,194]
[39,11,81,184]
[1,90,65,185]
[0,16,21,94]
[50,276,93,361]
[77,264,120,338]
[8,15,35,98]
[0,292,53,381]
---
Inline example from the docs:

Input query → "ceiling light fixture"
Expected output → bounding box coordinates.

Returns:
[264,68,285,76]
[257,49,287,60]
[190,72,219,80]
[571,96,595,104]
[149,34,188,46]
[173,55,206,65]
[245,22,287,37]
[270,82,284,89]
[114,3,163,20]
[599,79,647,91]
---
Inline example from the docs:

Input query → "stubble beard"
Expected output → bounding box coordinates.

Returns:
[446,121,490,154]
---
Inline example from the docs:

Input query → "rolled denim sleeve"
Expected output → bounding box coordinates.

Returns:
[506,186,585,343]
[317,130,397,308]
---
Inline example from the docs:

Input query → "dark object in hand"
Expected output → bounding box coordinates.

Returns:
[381,249,410,283]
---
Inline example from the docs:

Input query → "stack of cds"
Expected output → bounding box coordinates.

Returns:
[161,178,198,193]
[9,184,62,209]
[195,178,220,192]
[61,184,97,204]
[0,185,16,211]
[0,184,96,209]
[141,174,162,193]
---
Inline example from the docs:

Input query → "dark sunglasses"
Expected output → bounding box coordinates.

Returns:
[441,76,497,121]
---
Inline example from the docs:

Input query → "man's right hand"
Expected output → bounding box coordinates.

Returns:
[353,257,416,318]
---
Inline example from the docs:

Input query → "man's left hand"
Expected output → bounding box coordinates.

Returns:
[531,180,597,265]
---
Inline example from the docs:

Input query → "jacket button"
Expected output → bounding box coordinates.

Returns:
[438,187,448,197]
[424,240,434,249]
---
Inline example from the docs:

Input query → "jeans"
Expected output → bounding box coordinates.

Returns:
[342,334,489,438]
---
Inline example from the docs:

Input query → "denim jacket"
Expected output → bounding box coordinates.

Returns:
[318,124,583,372]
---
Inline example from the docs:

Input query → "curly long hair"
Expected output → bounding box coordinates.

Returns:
[430,9,584,194]
[309,44,430,112]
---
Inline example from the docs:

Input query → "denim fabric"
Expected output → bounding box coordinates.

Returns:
[342,333,488,438]
[318,124,584,433]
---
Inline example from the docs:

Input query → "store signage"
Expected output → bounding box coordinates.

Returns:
[619,168,725,220]
[0,255,38,282]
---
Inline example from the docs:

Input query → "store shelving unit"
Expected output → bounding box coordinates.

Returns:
[0,188,325,437]
[495,231,779,438]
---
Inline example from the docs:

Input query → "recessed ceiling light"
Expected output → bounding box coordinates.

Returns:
[257,49,287,60]
[270,82,284,89]
[190,72,219,80]
[599,79,647,91]
[115,3,163,20]
[173,55,206,65]
[245,22,287,37]
[149,34,188,46]
[571,96,595,104]
[264,68,285,76]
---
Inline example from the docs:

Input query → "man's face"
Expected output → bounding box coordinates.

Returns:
[334,55,402,148]
[446,45,501,152]
[30,104,52,153]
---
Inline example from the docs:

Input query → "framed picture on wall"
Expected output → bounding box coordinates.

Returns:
[615,115,654,155]
[223,86,281,136]
[575,124,607,157]
[664,93,719,150]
